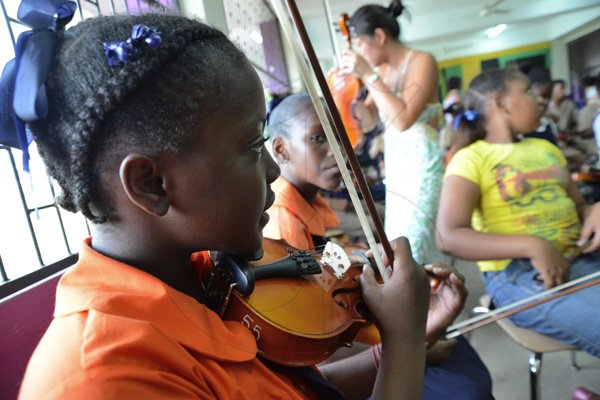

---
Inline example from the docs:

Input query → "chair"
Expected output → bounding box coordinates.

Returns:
[0,271,64,400]
[474,294,579,400]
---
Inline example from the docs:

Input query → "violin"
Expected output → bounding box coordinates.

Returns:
[326,13,363,148]
[203,238,372,366]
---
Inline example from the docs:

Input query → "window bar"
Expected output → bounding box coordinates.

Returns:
[0,254,8,282]
[46,176,73,255]
[75,0,84,21]
[0,0,16,46]
[3,146,45,266]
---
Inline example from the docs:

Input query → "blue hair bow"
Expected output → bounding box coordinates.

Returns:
[453,110,479,131]
[0,0,76,172]
[103,24,162,67]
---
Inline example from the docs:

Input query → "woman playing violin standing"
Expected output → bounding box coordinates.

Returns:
[340,1,445,265]
[7,6,456,399]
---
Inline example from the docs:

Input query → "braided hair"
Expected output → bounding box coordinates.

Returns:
[29,13,245,223]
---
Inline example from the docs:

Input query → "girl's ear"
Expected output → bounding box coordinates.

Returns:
[495,94,510,115]
[372,27,387,45]
[119,154,170,217]
[271,136,290,164]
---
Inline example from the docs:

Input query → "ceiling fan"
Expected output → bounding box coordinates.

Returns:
[479,0,511,17]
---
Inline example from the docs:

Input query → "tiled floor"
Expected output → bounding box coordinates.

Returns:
[455,259,600,400]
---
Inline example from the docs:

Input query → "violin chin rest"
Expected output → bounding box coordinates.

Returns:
[245,247,264,261]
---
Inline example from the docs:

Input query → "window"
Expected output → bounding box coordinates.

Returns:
[0,0,178,297]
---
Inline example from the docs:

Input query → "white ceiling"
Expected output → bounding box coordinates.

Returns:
[294,0,600,64]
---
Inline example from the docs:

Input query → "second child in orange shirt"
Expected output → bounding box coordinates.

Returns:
[264,94,342,250]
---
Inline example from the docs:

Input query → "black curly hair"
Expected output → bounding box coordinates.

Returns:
[29,13,246,223]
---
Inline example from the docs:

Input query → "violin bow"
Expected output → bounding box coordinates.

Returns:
[445,270,600,339]
[270,0,391,281]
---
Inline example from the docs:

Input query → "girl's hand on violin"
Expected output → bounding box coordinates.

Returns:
[528,237,570,289]
[340,49,373,79]
[361,237,429,344]
[423,263,467,345]
[578,202,600,253]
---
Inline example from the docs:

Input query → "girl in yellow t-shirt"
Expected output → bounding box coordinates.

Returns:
[437,68,600,357]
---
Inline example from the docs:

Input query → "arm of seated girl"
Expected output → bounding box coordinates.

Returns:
[437,175,569,288]
[568,178,600,253]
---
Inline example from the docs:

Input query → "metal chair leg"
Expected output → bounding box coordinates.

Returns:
[571,350,579,370]
[529,352,542,400]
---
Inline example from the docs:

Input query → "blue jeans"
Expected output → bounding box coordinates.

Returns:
[482,253,600,357]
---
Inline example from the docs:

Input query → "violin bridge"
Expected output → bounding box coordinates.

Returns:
[321,242,351,279]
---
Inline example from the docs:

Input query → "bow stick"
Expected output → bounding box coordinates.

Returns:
[445,270,600,339]
[270,0,391,280]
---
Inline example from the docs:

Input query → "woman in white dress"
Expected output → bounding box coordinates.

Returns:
[341,0,444,263]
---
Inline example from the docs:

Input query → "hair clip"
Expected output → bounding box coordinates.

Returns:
[103,24,162,67]
[453,110,479,130]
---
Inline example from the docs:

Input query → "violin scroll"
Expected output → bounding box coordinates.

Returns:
[338,13,351,47]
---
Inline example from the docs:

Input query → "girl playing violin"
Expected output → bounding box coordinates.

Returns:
[7,8,434,400]
[437,68,600,357]
[266,93,493,400]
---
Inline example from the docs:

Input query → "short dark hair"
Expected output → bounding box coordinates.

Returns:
[446,76,462,91]
[29,13,245,223]
[582,76,599,88]
[268,93,316,141]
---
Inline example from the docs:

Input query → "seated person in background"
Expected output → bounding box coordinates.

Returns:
[578,76,600,138]
[523,79,559,146]
[265,93,494,400]
[437,68,600,358]
[440,102,465,163]
[595,109,600,152]
[547,79,578,138]
[352,86,385,181]
[442,76,463,117]
[440,78,464,158]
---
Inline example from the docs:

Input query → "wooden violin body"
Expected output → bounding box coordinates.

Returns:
[327,13,363,148]
[327,70,362,148]
[203,239,370,366]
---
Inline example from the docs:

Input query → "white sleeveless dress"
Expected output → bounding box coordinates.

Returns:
[380,50,444,264]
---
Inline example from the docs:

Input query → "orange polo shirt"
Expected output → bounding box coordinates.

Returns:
[18,238,331,399]
[264,177,340,250]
